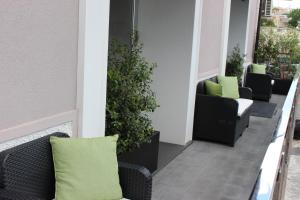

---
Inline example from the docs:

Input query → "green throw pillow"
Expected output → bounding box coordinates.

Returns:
[205,80,222,96]
[252,64,266,74]
[50,135,122,200]
[217,76,240,99]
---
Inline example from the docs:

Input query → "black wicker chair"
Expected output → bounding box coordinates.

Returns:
[244,65,273,101]
[0,132,152,200]
[193,78,253,146]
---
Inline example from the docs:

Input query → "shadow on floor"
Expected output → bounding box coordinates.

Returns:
[157,142,187,172]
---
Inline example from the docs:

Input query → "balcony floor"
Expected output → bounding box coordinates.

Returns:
[152,94,286,200]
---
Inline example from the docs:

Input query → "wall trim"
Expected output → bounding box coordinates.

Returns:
[198,69,219,81]
[185,0,204,144]
[76,0,110,138]
[244,0,251,58]
[219,0,232,75]
[0,110,77,143]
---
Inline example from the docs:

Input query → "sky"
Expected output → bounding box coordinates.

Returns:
[273,0,300,9]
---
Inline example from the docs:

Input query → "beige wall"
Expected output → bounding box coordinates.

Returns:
[198,0,227,80]
[0,1,79,141]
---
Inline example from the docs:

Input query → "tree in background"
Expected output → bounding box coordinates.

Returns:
[288,9,300,28]
[255,28,300,79]
[255,28,280,64]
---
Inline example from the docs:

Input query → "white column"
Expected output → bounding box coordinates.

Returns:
[185,0,204,143]
[220,0,232,75]
[77,0,110,138]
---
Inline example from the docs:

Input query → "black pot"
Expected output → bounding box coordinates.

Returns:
[118,131,160,173]
[272,79,292,95]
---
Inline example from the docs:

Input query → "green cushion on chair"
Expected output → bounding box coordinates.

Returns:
[252,64,266,74]
[217,76,240,99]
[205,80,222,96]
[50,135,123,200]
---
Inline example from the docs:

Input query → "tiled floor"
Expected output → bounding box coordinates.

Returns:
[284,140,300,200]
[152,95,286,200]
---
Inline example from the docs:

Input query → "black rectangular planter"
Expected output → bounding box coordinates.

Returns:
[118,131,160,173]
[272,79,292,95]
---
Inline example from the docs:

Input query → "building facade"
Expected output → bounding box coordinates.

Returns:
[0,0,262,150]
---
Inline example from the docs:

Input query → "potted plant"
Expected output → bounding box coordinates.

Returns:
[270,63,296,95]
[106,34,159,173]
[226,45,244,86]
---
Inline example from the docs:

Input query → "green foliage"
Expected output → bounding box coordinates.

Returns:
[255,28,300,64]
[268,64,297,80]
[278,30,300,55]
[106,37,158,154]
[288,9,300,28]
[226,46,244,86]
[290,47,300,64]
[266,64,280,79]
[261,18,276,27]
[286,64,298,80]
[255,28,280,64]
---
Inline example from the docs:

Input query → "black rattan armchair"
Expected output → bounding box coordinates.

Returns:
[193,78,252,146]
[245,65,273,101]
[0,133,152,200]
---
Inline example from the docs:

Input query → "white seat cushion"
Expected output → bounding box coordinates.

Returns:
[236,98,253,117]
[271,80,275,85]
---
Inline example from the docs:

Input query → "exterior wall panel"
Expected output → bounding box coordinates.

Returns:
[138,0,197,145]
[198,0,229,80]
[0,1,79,141]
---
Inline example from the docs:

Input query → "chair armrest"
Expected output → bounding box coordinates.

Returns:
[0,189,43,200]
[118,162,152,200]
[245,73,272,93]
[246,73,272,84]
[239,87,252,99]
[195,94,238,121]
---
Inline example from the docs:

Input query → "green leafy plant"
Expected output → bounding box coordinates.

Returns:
[286,64,297,80]
[226,45,244,85]
[261,18,276,27]
[288,8,300,28]
[106,36,158,154]
[255,28,280,64]
[266,64,280,79]
[279,30,299,54]
[255,28,300,63]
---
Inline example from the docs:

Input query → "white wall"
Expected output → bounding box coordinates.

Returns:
[227,0,249,56]
[138,0,199,145]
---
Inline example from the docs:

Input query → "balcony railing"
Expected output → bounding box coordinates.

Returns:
[251,76,299,200]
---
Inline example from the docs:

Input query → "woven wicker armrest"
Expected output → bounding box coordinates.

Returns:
[118,162,152,200]
[239,87,252,99]
[0,189,45,200]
